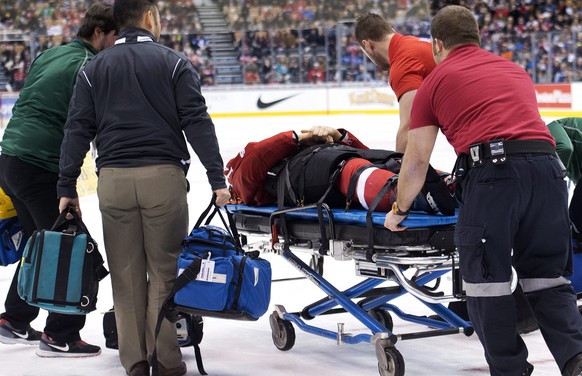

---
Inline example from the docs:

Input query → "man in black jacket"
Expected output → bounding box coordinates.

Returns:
[57,1,230,375]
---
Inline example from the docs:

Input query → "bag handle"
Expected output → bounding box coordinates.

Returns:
[51,206,109,282]
[193,195,218,229]
[193,195,244,252]
[51,206,91,235]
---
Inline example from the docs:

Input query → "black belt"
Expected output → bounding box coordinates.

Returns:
[468,139,555,167]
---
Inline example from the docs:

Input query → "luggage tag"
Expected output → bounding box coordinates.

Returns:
[196,253,215,282]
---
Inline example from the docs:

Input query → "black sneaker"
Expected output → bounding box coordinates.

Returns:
[0,318,42,345]
[36,333,101,358]
[563,353,582,376]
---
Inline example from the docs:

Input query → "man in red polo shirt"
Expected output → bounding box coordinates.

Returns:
[355,12,435,153]
[385,5,582,376]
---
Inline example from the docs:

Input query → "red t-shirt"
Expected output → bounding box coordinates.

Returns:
[388,33,436,100]
[410,45,555,154]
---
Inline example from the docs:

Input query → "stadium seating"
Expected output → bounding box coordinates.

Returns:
[0,0,580,87]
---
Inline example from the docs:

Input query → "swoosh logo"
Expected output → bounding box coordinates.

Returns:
[47,342,69,351]
[257,94,298,109]
[12,330,30,339]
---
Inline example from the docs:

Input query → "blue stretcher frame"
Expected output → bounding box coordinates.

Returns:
[227,204,459,228]
[225,203,473,373]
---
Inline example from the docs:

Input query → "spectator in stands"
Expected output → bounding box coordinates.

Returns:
[244,61,261,84]
[7,52,25,91]
[307,61,325,83]
[192,33,209,57]
[301,54,313,81]
[3,48,26,91]
[274,55,290,83]
[355,64,373,81]
[260,57,275,84]
[288,55,300,82]
[188,49,203,72]
[0,1,116,357]
[201,60,215,85]
[343,62,359,81]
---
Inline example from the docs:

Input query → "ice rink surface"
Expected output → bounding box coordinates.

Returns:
[0,114,568,375]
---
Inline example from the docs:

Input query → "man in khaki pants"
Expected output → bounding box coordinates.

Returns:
[57,0,230,375]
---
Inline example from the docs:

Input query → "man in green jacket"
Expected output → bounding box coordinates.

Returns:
[0,2,116,358]
[548,117,582,244]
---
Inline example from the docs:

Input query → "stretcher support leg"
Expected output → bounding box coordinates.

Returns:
[279,246,396,339]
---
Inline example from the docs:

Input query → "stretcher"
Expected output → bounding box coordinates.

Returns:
[225,203,473,376]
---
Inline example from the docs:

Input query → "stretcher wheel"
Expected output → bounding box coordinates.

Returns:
[369,309,394,332]
[269,313,296,351]
[376,345,405,376]
[309,255,324,275]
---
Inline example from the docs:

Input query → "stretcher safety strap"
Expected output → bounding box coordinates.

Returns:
[365,176,398,260]
[346,164,372,207]
[520,276,570,293]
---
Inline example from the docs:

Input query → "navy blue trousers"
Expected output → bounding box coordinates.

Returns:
[456,153,582,376]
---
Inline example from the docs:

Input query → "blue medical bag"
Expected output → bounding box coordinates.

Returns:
[0,217,25,266]
[175,224,272,320]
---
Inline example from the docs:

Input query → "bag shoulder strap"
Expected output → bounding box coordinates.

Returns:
[151,258,206,376]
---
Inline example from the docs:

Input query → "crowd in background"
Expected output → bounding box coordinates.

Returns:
[1,0,581,88]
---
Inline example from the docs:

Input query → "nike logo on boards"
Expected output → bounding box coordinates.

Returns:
[256,94,298,109]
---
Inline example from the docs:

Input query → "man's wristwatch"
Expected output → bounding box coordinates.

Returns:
[392,202,410,216]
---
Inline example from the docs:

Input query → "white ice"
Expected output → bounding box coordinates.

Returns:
[0,114,566,375]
